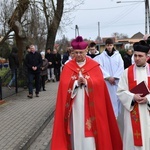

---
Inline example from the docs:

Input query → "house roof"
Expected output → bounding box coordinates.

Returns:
[130,32,144,39]
[116,32,144,43]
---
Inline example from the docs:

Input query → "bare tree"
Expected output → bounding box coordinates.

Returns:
[112,32,128,39]
[56,35,70,53]
[0,0,16,44]
[0,0,84,62]
[42,0,64,50]
[8,0,30,63]
[25,0,47,51]
[42,0,84,50]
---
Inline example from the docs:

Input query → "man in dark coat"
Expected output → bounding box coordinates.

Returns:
[45,48,55,82]
[23,45,31,89]
[25,44,42,98]
[53,49,61,81]
[123,49,133,69]
[62,47,70,65]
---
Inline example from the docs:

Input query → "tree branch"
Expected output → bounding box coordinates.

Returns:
[0,29,13,46]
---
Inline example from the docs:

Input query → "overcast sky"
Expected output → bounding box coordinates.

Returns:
[56,0,147,40]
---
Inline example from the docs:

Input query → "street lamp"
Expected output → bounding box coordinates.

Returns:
[117,0,150,34]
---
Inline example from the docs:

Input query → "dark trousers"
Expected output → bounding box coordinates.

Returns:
[28,72,40,94]
[54,67,61,81]
[40,75,47,90]
[8,69,16,86]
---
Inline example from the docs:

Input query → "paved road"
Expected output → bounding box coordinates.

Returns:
[28,118,54,150]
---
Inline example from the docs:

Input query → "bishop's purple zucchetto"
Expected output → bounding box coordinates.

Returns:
[71,36,88,50]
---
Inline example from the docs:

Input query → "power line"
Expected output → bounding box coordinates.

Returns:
[76,3,140,10]
[73,22,144,30]
[101,22,144,29]
[102,3,143,27]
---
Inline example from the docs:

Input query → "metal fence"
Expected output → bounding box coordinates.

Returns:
[0,65,27,100]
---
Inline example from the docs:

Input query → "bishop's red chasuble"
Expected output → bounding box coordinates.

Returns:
[50,57,122,150]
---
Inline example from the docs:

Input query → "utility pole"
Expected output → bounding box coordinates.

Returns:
[97,21,101,44]
[98,22,100,38]
[145,0,148,34]
[145,0,150,34]
[147,0,150,33]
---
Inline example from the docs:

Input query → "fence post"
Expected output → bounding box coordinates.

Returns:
[0,77,2,100]
[15,69,18,93]
[0,76,5,104]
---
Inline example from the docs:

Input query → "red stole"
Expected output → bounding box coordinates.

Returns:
[128,64,150,146]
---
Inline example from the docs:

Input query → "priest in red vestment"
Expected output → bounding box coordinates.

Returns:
[50,36,122,150]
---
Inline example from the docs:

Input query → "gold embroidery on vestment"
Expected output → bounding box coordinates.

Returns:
[77,68,84,71]
[134,130,141,139]
[94,130,97,135]
[86,118,92,130]
[71,75,77,80]
[68,88,72,93]
[65,102,69,108]
[85,75,90,79]
[89,101,94,106]
[88,88,93,93]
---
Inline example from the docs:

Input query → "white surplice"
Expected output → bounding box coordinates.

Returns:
[117,64,150,150]
[94,50,124,117]
[71,61,96,150]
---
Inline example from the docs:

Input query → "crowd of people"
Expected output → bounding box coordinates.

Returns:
[8,44,62,98]
[7,34,150,150]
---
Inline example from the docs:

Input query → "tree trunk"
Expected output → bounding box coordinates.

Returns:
[8,0,30,64]
[46,0,64,51]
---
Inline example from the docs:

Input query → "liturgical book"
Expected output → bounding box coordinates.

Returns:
[130,81,150,97]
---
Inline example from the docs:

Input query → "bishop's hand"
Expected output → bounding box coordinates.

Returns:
[78,77,86,88]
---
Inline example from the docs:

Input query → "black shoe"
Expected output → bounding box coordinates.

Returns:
[52,79,55,82]
[43,89,46,91]
[36,94,39,97]
[27,94,33,98]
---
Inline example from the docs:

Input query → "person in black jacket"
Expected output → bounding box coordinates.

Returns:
[25,45,42,98]
[62,47,70,65]
[45,48,55,82]
[53,48,61,81]
[123,49,133,69]
[23,45,31,89]
[40,52,49,91]
[8,47,19,89]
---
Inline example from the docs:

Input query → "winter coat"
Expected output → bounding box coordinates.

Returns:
[25,51,42,74]
[40,58,49,76]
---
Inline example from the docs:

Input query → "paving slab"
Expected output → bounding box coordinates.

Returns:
[0,82,58,150]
